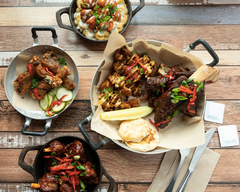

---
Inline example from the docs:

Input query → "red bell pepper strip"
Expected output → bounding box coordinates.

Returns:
[60,175,69,181]
[50,171,66,175]
[135,55,148,71]
[163,66,174,80]
[44,156,64,162]
[45,94,68,113]
[33,88,41,100]
[27,64,32,74]
[50,163,75,172]
[70,175,76,189]
[123,73,131,81]
[179,85,193,95]
[123,58,138,76]
[187,85,198,113]
[149,118,173,131]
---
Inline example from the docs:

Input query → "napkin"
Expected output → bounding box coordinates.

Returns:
[147,148,220,192]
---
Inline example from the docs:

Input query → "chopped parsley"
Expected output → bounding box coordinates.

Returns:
[31,78,40,89]
[58,57,67,67]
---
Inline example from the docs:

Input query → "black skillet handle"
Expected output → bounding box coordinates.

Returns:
[187,39,219,67]
[31,26,58,46]
[78,113,111,150]
[102,166,116,192]
[132,0,145,18]
[21,117,52,136]
[18,145,43,177]
[56,7,76,33]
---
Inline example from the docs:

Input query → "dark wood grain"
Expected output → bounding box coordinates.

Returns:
[0,25,240,52]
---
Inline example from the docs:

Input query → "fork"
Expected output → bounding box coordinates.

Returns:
[164,148,191,192]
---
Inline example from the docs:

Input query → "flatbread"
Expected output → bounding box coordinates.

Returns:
[118,118,150,142]
[125,127,159,152]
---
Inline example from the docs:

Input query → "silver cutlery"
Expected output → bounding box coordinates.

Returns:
[164,148,191,192]
[176,128,215,192]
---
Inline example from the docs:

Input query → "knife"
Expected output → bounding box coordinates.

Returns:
[176,128,215,192]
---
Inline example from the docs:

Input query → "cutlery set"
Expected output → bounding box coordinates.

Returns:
[165,128,215,192]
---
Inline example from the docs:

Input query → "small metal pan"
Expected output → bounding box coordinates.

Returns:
[78,39,219,154]
[4,27,79,136]
[56,0,145,42]
[18,136,115,192]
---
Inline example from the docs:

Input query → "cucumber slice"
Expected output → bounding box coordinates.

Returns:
[47,94,54,107]
[39,94,49,110]
[45,111,55,116]
[52,102,66,113]
[56,87,73,102]
[50,88,59,95]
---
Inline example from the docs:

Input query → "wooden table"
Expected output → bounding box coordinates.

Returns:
[1,0,240,191]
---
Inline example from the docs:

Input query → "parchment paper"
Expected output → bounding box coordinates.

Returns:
[91,32,219,150]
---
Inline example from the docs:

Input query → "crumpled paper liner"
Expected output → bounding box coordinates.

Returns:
[91,32,219,150]
[147,148,220,192]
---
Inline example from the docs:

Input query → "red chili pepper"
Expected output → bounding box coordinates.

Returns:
[163,66,174,80]
[42,66,54,78]
[187,85,198,113]
[135,55,148,71]
[149,119,159,131]
[123,72,131,81]
[45,94,68,112]
[60,175,69,181]
[33,88,41,100]
[44,156,64,162]
[27,64,32,74]
[70,175,76,189]
[149,118,173,131]
[179,85,193,95]
[50,171,66,175]
[50,163,75,172]
[123,58,137,75]
[67,171,81,176]
[162,87,164,94]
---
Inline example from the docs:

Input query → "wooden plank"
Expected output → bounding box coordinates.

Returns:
[1,183,240,192]
[1,6,240,27]
[0,51,104,67]
[0,25,240,52]
[0,148,239,183]
[1,50,239,67]
[117,183,240,192]
[0,183,116,192]
[0,131,236,149]
[0,0,239,7]
[0,132,99,148]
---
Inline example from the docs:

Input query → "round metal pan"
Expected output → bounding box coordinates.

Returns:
[56,0,145,42]
[4,27,79,136]
[78,39,219,154]
[18,135,115,192]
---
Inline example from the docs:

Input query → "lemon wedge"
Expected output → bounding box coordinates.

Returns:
[100,106,154,121]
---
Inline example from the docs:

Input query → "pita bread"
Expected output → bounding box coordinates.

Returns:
[118,118,149,142]
[125,126,159,152]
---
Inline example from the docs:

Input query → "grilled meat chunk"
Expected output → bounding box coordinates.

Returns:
[80,161,99,185]
[153,76,188,129]
[38,173,58,192]
[66,140,86,163]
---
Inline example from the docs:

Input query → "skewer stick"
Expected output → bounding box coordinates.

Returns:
[30,183,40,189]
[43,147,51,152]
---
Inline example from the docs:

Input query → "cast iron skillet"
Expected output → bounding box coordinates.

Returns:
[18,136,115,192]
[4,27,79,136]
[56,0,145,42]
[78,39,219,152]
